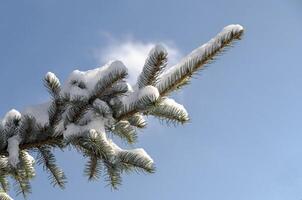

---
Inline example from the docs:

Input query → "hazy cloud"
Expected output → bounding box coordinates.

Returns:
[94,35,182,84]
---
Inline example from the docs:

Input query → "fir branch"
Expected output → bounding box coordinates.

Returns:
[112,121,137,144]
[137,44,168,88]
[0,176,9,193]
[64,99,90,125]
[0,24,244,198]
[92,99,112,118]
[69,130,114,160]
[0,191,13,200]
[0,157,9,173]
[84,155,102,181]
[44,72,61,100]
[148,97,189,124]
[90,61,128,102]
[101,81,129,101]
[117,86,160,120]
[63,62,128,130]
[48,99,65,128]
[0,126,5,150]
[2,110,22,141]
[18,116,41,145]
[128,114,147,128]
[156,24,244,95]
[103,161,122,190]
[18,151,35,180]
[118,150,155,173]
[36,147,66,189]
[11,168,32,198]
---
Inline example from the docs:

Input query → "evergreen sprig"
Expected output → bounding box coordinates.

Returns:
[84,155,102,181]
[36,147,66,189]
[118,150,155,173]
[149,97,189,124]
[0,24,244,199]
[44,72,61,100]
[0,191,13,200]
[137,44,168,88]
[112,120,137,144]
[156,25,244,96]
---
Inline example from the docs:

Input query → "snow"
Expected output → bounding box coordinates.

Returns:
[87,129,152,164]
[23,102,51,126]
[62,60,127,101]
[66,86,90,101]
[121,86,159,106]
[126,83,133,92]
[117,85,159,115]
[54,120,65,135]
[45,72,59,84]
[120,90,138,107]
[93,99,112,116]
[7,135,21,167]
[127,148,153,163]
[88,129,98,139]
[2,109,21,127]
[108,139,122,153]
[161,98,187,111]
[89,129,116,156]
[222,24,244,33]
[138,85,159,100]
[24,151,35,165]
[89,129,109,145]
[64,123,81,138]
[64,117,106,139]
[157,98,189,121]
[90,130,153,164]
[150,44,167,56]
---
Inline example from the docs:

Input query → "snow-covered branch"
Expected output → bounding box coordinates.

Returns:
[0,24,244,199]
[156,24,244,95]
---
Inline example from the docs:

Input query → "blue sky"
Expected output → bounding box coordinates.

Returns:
[1,0,302,199]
